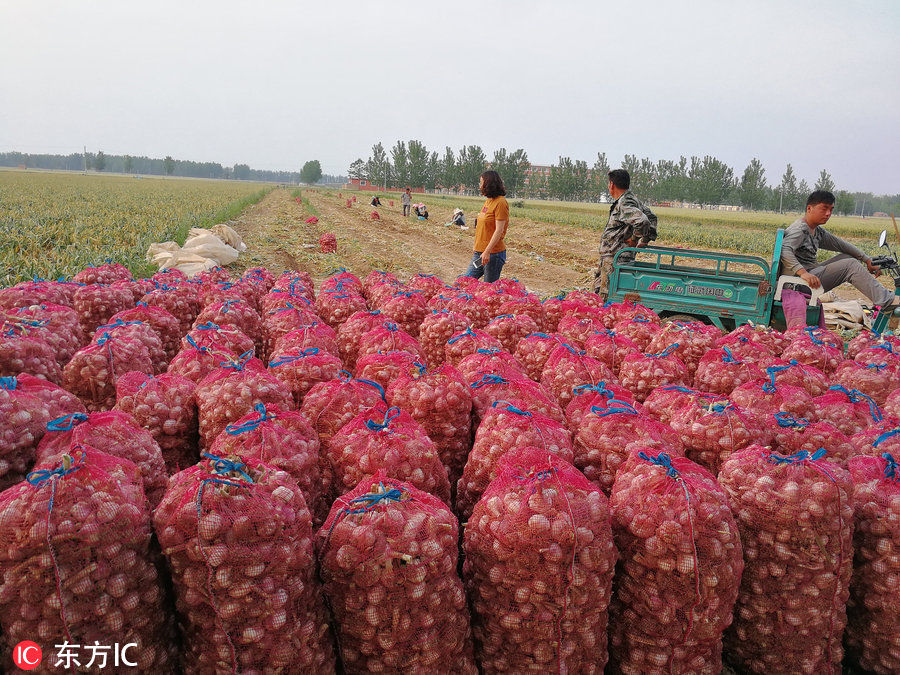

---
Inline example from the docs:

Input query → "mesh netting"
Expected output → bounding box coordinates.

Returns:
[619,345,690,402]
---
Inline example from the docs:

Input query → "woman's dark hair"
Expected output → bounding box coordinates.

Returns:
[480,170,506,198]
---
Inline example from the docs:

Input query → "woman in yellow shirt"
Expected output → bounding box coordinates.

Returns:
[464,170,509,283]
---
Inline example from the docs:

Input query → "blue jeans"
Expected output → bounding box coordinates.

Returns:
[465,250,507,283]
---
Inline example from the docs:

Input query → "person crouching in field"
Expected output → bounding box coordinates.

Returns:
[465,170,509,283]
[594,169,657,298]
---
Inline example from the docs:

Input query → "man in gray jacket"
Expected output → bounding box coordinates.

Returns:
[781,190,898,307]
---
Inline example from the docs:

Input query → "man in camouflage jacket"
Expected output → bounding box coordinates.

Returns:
[593,169,658,297]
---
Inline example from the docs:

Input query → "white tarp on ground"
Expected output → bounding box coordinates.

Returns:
[821,299,871,330]
[147,225,247,277]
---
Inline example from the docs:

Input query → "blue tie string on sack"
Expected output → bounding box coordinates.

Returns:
[573,382,614,399]
[184,335,208,353]
[27,449,86,488]
[803,326,826,346]
[0,376,17,391]
[828,385,883,422]
[222,299,238,313]
[768,447,828,465]
[638,451,680,478]
[476,347,502,355]
[47,412,89,432]
[865,363,888,371]
[591,400,639,417]
[470,373,508,390]
[883,453,898,480]
[560,342,586,356]
[773,411,810,429]
[720,346,739,363]
[874,428,900,449]
[201,452,256,484]
[347,483,408,513]
[195,321,221,331]
[661,385,697,394]
[632,315,650,324]
[491,400,532,417]
[491,314,515,322]
[354,376,386,401]
[448,328,476,344]
[365,407,402,432]
[268,348,320,368]
[526,332,552,340]
[225,404,276,435]
[222,350,254,371]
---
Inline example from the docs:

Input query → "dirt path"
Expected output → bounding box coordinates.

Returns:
[228,188,598,295]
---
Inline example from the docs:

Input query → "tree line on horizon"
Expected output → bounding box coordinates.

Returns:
[0,151,346,186]
[349,141,899,217]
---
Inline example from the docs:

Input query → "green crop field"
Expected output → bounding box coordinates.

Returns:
[0,170,272,285]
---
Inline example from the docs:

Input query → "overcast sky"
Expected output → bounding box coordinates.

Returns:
[1,0,898,193]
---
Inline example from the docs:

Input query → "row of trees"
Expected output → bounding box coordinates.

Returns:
[0,151,333,185]
[349,142,898,216]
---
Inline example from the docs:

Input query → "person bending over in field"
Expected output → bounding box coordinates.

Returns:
[465,170,509,283]
[781,190,898,307]
[594,169,658,298]
[371,195,382,207]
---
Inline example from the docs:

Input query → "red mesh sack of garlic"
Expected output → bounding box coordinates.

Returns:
[781,326,843,374]
[473,283,512,318]
[195,266,232,285]
[0,448,177,672]
[300,372,387,446]
[763,357,829,397]
[37,410,168,507]
[612,314,662,351]
[322,269,363,294]
[353,350,419,392]
[468,370,564,427]
[9,302,85,367]
[268,346,343,406]
[151,267,187,285]
[241,266,276,291]
[583,328,640,375]
[336,309,386,369]
[444,326,502,366]
[114,370,198,473]
[540,342,616,409]
[273,269,314,294]
[574,399,683,493]
[609,451,743,675]
[211,403,328,524]
[845,453,900,674]
[184,321,255,361]
[714,330,778,364]
[195,298,265,358]
[721,322,791,353]
[376,290,428,337]
[112,278,153,304]
[885,388,900,419]
[452,274,484,293]
[195,352,293,448]
[0,320,62,383]
[92,318,167,375]
[497,295,547,332]
[729,376,815,419]
[456,346,526,384]
[564,381,636,431]
[63,332,154,411]
[812,385,885,436]
[0,376,51,491]
[642,385,725,426]
[513,331,567,381]
[8,373,85,420]
[694,345,765,395]
[272,322,340,358]
[619,344,691,402]
[407,272,446,302]
[316,288,368,330]
[463,448,617,673]
[766,412,856,465]
[787,324,844,349]
[357,321,424,363]
[647,320,721,376]
[386,362,472,489]
[111,302,180,361]
[832,359,898,406]
[167,339,237,384]
[494,277,528,296]
[362,269,399,300]
[73,283,134,335]
[0,280,71,309]
[72,261,132,284]
[670,399,766,476]
[318,474,475,673]
[140,285,201,334]
[200,280,263,313]
[847,330,900,359]
[456,400,573,522]
[443,292,490,329]
[262,285,314,316]
[556,312,604,346]
[540,292,568,332]
[367,283,404,312]
[325,404,451,504]
[849,421,900,459]
[263,300,320,351]
[855,341,900,371]
[484,313,540,353]
[154,454,335,673]
[719,446,853,675]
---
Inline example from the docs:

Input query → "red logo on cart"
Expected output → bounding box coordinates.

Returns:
[13,641,42,670]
